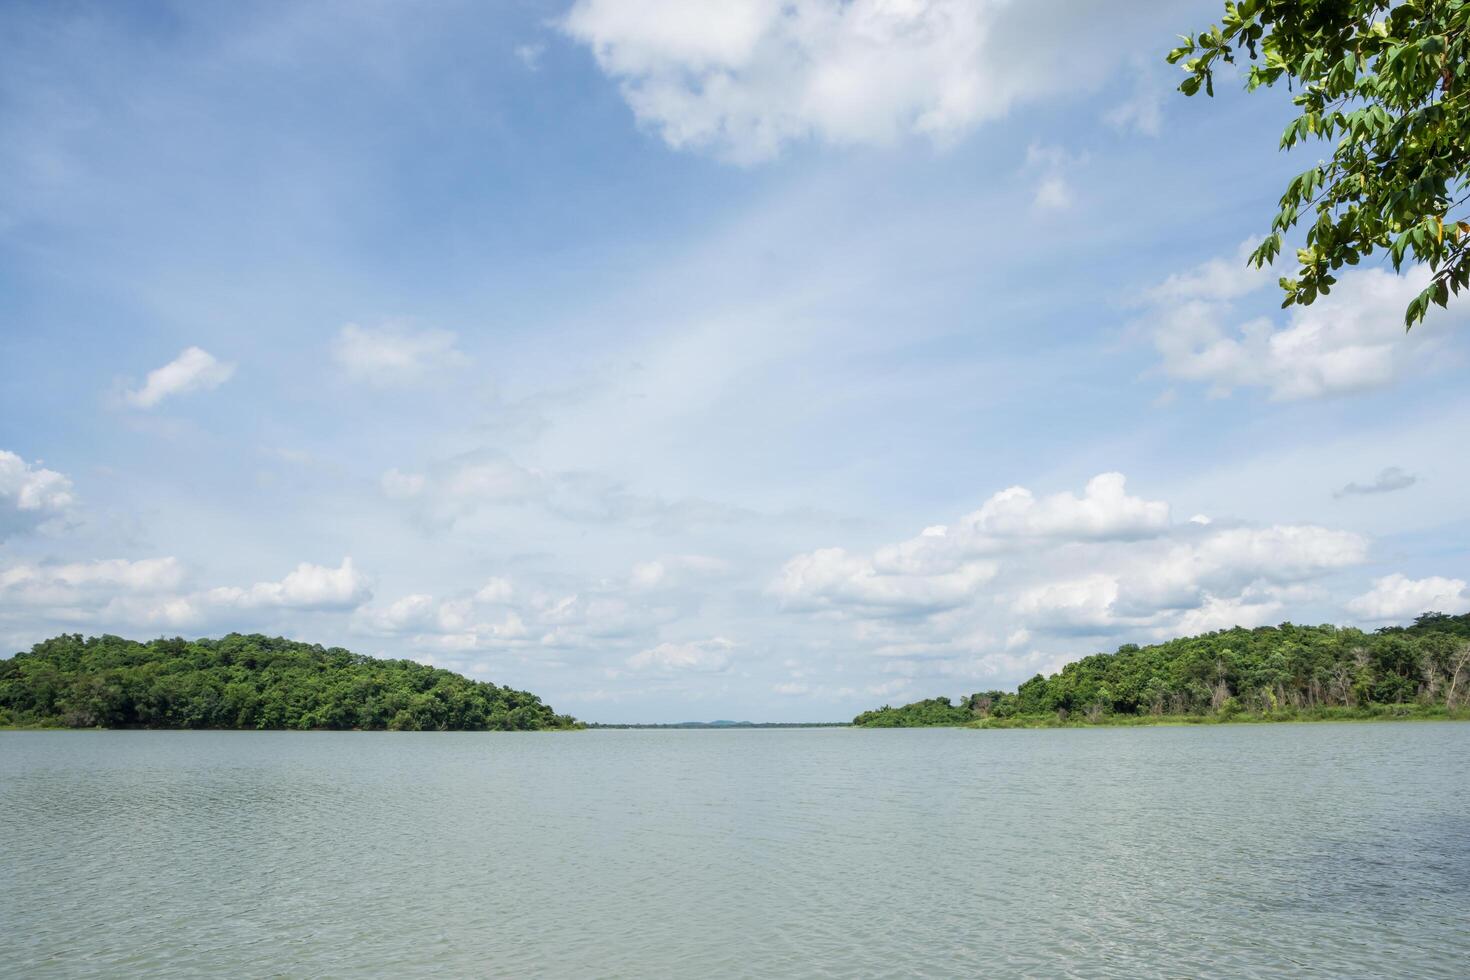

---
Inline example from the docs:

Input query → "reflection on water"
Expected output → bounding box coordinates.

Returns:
[2,724,1467,977]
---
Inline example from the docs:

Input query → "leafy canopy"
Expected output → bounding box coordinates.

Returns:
[852,612,1470,726]
[1169,0,1470,327]
[0,633,582,731]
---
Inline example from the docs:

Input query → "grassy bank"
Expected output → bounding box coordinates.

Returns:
[966,703,1470,729]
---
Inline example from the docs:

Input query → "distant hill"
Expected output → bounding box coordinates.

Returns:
[0,633,580,731]
[588,720,847,729]
[853,613,1470,728]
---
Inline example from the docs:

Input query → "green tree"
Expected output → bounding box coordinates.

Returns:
[852,613,1470,726]
[1170,0,1470,326]
[0,633,582,731]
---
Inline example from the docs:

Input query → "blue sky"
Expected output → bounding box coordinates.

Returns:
[3,0,1468,722]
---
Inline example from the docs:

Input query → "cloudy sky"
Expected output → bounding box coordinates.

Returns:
[3,0,1469,722]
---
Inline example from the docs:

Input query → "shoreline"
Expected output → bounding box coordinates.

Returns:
[961,705,1470,729]
[6,709,1470,733]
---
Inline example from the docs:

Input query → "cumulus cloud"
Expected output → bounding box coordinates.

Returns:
[332,322,467,386]
[1347,573,1470,622]
[205,557,371,611]
[350,566,688,660]
[561,0,1154,163]
[1171,592,1286,636]
[776,546,997,614]
[0,556,197,632]
[1144,244,1457,400]
[356,591,527,641]
[136,558,374,629]
[1013,574,1121,630]
[0,450,75,539]
[774,473,1178,618]
[959,472,1169,544]
[475,577,514,604]
[0,555,379,635]
[125,347,235,408]
[775,472,1371,678]
[1335,467,1417,499]
[0,557,185,604]
[627,637,734,673]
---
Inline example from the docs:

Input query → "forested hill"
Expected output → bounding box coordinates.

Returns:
[853,613,1470,728]
[0,633,580,731]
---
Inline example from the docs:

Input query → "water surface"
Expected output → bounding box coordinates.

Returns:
[3,724,1467,977]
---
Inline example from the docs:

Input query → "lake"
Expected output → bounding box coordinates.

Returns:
[2,724,1467,977]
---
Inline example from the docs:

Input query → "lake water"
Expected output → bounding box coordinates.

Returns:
[2,724,1468,978]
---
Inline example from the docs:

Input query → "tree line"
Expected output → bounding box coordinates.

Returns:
[854,613,1470,727]
[0,633,580,731]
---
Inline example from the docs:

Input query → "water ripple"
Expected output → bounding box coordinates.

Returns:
[2,725,1467,977]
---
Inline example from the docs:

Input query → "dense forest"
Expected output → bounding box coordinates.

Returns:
[0,633,580,731]
[854,613,1470,728]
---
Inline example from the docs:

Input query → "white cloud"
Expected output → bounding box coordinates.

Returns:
[0,450,75,539]
[1013,574,1120,630]
[352,581,531,644]
[958,472,1169,544]
[475,577,514,604]
[627,637,734,672]
[1146,239,1273,305]
[125,347,235,408]
[0,556,200,632]
[1171,592,1284,636]
[39,557,184,591]
[562,0,1153,163]
[775,546,996,614]
[359,592,438,632]
[205,557,370,611]
[776,473,1371,674]
[36,558,366,633]
[1347,573,1470,622]
[1145,245,1458,400]
[332,322,467,386]
[348,567,692,661]
[0,557,185,604]
[1185,525,1369,590]
[130,596,208,629]
[774,473,1181,621]
[840,473,1170,591]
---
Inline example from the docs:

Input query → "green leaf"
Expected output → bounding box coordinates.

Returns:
[1169,0,1470,328]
